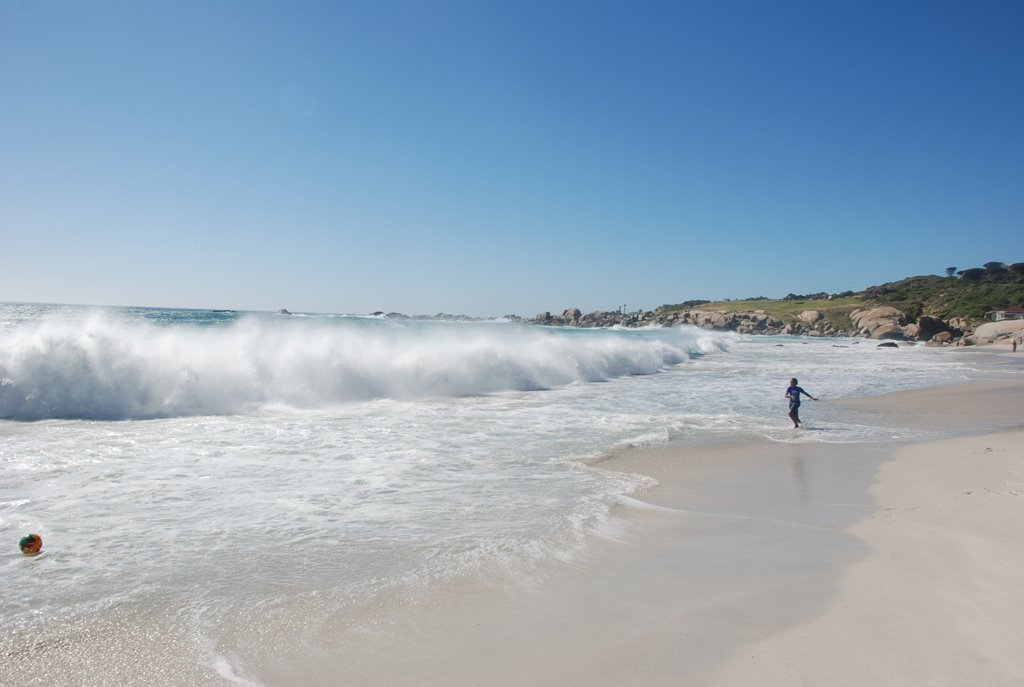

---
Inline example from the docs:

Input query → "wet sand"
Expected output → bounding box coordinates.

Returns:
[711,429,1024,687]
[258,376,1024,686]
[8,366,1023,686]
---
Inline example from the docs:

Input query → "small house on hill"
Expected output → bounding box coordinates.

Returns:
[985,306,1024,321]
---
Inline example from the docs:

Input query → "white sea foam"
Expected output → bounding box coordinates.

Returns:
[0,303,999,684]
[0,312,716,420]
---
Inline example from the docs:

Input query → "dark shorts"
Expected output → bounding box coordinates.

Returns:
[789,400,800,411]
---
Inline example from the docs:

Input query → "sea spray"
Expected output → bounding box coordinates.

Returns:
[0,311,720,420]
[0,303,991,685]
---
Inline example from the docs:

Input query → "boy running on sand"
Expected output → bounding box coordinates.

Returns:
[785,378,818,428]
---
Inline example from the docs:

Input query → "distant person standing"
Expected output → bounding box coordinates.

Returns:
[785,378,818,428]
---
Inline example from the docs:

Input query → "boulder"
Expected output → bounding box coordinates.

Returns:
[799,310,823,324]
[970,320,1024,344]
[915,316,947,341]
[873,324,907,340]
[948,317,970,335]
[876,341,899,348]
[851,306,905,338]
[708,312,734,329]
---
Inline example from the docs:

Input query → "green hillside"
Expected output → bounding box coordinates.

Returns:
[659,261,1024,325]
[657,296,860,330]
[861,264,1024,319]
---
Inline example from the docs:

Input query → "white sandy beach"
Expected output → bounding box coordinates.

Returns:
[605,377,1024,687]
[711,429,1024,687]
[5,352,1022,687]
[252,374,1024,687]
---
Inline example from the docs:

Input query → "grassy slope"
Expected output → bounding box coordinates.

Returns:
[681,296,862,330]
[656,268,1024,327]
[861,273,1024,320]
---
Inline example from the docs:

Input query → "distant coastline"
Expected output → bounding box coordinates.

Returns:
[369,304,1024,347]
[379,262,1024,347]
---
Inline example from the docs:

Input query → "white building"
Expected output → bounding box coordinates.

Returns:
[985,306,1024,321]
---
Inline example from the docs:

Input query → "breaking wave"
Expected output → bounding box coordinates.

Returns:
[0,313,728,420]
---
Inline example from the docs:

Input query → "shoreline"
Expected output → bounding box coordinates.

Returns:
[253,440,890,687]
[597,378,1024,686]
[248,377,1024,686]
[5,349,1022,686]
[604,378,1024,687]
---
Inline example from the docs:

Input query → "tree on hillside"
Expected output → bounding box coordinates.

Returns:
[957,268,987,281]
[945,266,957,278]
[1010,263,1024,275]
[983,261,1007,273]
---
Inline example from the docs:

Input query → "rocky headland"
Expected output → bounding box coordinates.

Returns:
[373,262,1024,346]
[531,305,1024,347]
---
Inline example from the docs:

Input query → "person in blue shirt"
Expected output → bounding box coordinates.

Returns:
[785,378,818,428]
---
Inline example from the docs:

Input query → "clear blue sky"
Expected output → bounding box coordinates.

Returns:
[2,0,1021,316]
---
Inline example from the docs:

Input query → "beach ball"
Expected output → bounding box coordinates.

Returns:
[19,533,42,556]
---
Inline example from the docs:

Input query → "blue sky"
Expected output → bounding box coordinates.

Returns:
[2,0,1021,316]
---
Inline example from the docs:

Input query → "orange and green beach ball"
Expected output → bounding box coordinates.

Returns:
[19,533,42,556]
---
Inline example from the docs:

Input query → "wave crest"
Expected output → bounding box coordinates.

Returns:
[0,315,726,420]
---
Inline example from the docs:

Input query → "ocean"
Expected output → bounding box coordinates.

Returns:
[0,303,996,685]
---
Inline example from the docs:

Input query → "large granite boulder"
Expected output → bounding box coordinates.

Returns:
[873,324,908,340]
[708,312,734,330]
[579,310,613,327]
[851,306,906,338]
[970,320,1024,344]
[799,310,823,324]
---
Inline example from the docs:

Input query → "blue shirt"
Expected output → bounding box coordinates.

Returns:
[786,385,805,408]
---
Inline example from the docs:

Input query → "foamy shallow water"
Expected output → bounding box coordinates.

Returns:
[0,303,996,683]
